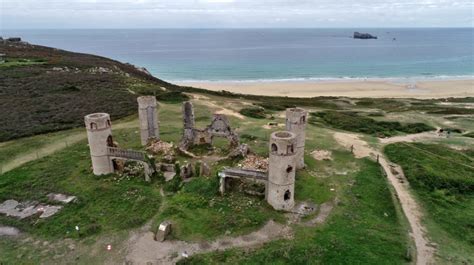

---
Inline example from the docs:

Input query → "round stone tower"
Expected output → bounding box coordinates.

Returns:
[84,113,114,175]
[137,96,159,145]
[285,107,308,169]
[267,131,297,211]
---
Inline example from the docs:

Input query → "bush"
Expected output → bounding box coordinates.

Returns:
[157,91,190,103]
[239,107,266,119]
[256,102,291,111]
[163,175,183,193]
[463,132,474,138]
[311,111,435,137]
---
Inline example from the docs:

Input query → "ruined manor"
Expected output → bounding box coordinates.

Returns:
[84,97,308,212]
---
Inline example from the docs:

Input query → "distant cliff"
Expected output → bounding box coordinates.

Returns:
[353,32,377,39]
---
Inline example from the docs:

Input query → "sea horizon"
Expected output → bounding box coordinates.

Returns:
[2,28,473,83]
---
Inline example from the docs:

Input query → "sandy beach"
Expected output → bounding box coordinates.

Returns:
[177,79,474,98]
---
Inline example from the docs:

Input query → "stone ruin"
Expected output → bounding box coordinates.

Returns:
[179,101,239,150]
[84,112,154,180]
[218,107,308,212]
[137,96,159,146]
[285,107,308,169]
[84,97,244,182]
[84,97,308,212]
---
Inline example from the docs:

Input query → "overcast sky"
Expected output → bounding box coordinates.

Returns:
[1,0,473,29]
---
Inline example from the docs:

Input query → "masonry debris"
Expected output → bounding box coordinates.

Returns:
[0,199,62,219]
[47,193,77,204]
[155,221,172,242]
[0,226,20,237]
[241,155,268,172]
[311,149,332,161]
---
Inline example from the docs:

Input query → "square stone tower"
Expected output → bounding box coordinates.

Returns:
[137,96,159,145]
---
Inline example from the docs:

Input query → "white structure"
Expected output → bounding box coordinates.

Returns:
[137,96,159,145]
[285,107,308,169]
[84,113,114,175]
[266,131,297,211]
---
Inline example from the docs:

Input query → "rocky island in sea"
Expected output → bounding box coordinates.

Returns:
[353,32,378,39]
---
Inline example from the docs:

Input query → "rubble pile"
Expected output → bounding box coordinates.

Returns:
[146,140,175,156]
[241,155,268,172]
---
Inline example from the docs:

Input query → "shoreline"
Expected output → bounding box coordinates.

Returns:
[176,79,474,98]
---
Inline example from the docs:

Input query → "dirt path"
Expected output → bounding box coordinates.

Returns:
[1,120,138,174]
[124,220,292,265]
[191,95,246,120]
[379,131,440,145]
[333,132,435,265]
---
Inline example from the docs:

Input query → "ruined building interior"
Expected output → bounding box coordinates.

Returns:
[84,97,308,212]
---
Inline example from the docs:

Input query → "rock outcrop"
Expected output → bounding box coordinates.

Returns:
[353,32,377,39]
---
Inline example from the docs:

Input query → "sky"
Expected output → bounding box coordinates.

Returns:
[1,0,473,29]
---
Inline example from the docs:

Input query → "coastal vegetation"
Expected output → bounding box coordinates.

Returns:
[0,130,161,239]
[385,143,474,263]
[179,160,410,264]
[239,107,267,119]
[310,111,435,137]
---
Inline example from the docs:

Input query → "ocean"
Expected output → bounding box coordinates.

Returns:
[2,28,473,82]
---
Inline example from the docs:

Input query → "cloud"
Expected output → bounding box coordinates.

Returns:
[1,0,472,28]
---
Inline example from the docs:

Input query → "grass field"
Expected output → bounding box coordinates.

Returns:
[0,128,161,240]
[179,159,411,264]
[385,143,474,264]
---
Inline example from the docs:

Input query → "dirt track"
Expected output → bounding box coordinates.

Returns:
[1,120,138,174]
[334,132,435,265]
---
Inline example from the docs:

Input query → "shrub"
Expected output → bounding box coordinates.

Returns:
[239,107,266,119]
[463,132,474,138]
[311,111,435,137]
[163,175,183,193]
[157,91,190,103]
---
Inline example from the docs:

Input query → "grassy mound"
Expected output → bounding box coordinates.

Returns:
[311,111,434,137]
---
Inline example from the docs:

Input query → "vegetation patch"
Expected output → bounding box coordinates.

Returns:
[355,98,409,112]
[463,132,474,138]
[0,43,182,141]
[310,111,434,137]
[179,160,410,264]
[0,58,47,68]
[0,141,161,239]
[426,107,474,115]
[154,176,283,241]
[239,107,267,119]
[385,143,474,263]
